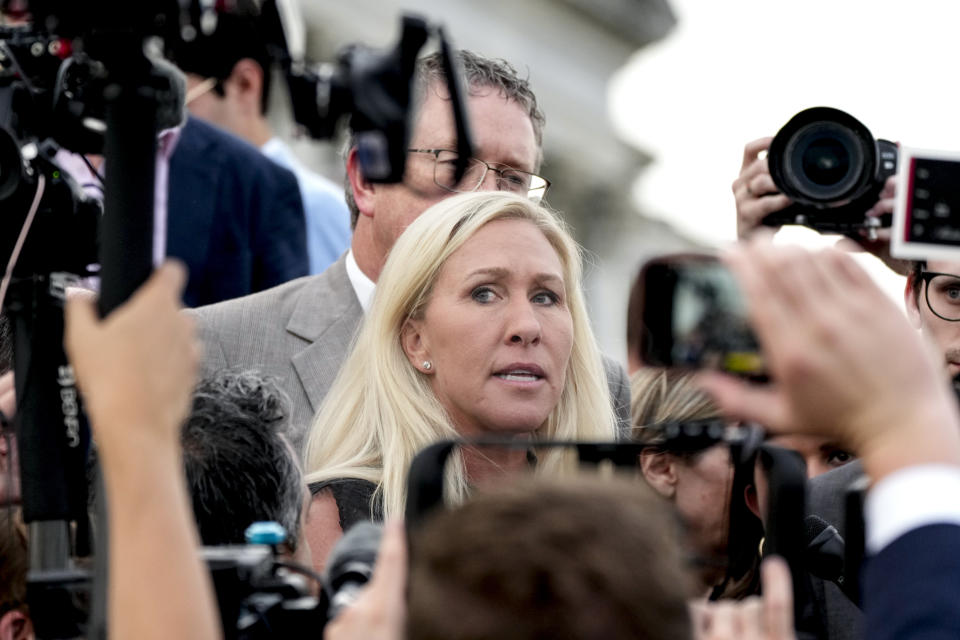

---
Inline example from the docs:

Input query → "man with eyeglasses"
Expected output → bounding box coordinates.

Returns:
[906,261,960,377]
[188,50,629,452]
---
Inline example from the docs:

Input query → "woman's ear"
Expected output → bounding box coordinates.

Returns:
[639,450,678,499]
[0,609,32,640]
[400,318,432,374]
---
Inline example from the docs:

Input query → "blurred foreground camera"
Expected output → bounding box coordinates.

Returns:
[635,254,764,377]
[765,107,897,234]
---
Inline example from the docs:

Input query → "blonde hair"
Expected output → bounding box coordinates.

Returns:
[303,192,616,517]
[629,368,720,443]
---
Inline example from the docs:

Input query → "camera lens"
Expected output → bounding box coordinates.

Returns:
[784,122,864,201]
[768,107,877,206]
[802,137,850,186]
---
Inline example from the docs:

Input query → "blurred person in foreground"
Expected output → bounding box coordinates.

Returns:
[302,191,617,570]
[190,50,630,452]
[322,479,795,640]
[404,477,694,639]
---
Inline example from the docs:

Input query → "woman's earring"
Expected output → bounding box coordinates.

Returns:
[422,361,433,371]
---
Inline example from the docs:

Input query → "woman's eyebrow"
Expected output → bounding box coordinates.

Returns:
[464,268,564,285]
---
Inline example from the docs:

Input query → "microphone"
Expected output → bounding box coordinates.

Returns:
[803,514,845,583]
[322,521,383,621]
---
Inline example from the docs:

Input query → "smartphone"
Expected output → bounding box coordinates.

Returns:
[636,253,764,376]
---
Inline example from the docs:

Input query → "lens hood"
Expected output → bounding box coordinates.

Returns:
[768,107,877,206]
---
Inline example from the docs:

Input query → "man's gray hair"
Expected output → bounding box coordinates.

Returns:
[182,370,304,551]
[344,49,545,228]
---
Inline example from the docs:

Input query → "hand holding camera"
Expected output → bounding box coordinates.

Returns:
[733,108,912,274]
[732,136,791,240]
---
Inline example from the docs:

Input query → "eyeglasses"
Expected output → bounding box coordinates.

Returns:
[920,271,960,321]
[408,149,550,202]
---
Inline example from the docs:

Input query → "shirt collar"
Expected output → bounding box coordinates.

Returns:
[345,249,376,313]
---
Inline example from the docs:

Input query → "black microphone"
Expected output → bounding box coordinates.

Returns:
[803,514,845,583]
[322,521,383,621]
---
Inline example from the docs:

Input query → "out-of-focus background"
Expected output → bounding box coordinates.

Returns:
[272,0,960,365]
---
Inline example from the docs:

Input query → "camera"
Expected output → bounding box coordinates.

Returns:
[764,106,897,234]
[634,253,764,377]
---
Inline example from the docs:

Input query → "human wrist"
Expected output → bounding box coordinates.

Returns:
[97,420,182,487]
[858,404,960,485]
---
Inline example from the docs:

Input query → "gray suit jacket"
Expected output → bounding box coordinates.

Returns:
[188,254,631,453]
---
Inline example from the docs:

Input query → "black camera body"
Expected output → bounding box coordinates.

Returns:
[764,107,897,234]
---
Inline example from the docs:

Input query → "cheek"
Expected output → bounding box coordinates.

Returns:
[548,313,575,369]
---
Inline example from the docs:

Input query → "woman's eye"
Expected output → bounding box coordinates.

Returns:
[827,450,853,466]
[472,287,496,303]
[532,291,559,305]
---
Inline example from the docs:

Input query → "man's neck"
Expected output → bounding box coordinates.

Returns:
[247,117,274,148]
[350,218,385,283]
[230,115,273,149]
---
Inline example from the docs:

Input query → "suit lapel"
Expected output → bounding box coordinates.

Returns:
[287,256,364,413]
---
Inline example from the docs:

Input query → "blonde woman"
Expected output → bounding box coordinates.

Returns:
[301,191,617,567]
[633,368,762,598]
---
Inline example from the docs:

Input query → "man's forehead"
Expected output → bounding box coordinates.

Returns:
[410,84,539,168]
[926,260,960,276]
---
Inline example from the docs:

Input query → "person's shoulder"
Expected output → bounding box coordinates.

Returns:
[810,459,865,496]
[180,117,297,187]
[807,459,865,533]
[186,256,352,328]
[185,273,319,327]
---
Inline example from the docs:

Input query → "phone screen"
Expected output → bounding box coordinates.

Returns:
[639,256,763,375]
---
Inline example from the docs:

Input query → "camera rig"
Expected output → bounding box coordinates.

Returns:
[0,2,473,637]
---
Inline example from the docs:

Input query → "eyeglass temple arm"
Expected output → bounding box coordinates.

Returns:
[435,25,474,183]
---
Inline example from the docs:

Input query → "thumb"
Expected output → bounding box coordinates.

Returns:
[760,556,794,639]
[64,292,101,357]
[130,260,188,309]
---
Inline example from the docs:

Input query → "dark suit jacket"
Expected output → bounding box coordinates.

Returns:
[168,117,308,307]
[863,524,960,639]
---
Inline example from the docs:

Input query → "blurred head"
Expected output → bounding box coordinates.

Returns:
[304,192,615,517]
[347,50,545,281]
[172,3,273,130]
[407,476,693,640]
[0,508,31,640]
[182,370,309,563]
[906,259,960,377]
[632,368,737,590]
